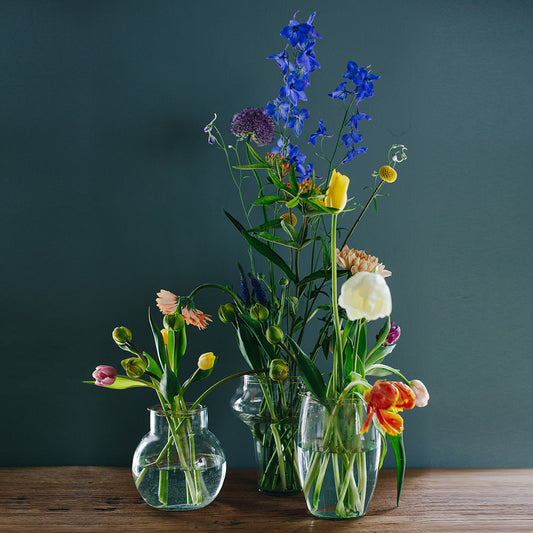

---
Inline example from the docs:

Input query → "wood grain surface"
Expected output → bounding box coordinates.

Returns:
[1,468,532,532]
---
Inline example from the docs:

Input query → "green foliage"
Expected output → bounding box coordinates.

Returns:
[387,433,406,506]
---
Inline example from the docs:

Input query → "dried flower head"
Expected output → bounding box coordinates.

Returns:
[230,107,275,146]
[336,246,391,277]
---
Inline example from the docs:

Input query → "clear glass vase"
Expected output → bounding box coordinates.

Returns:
[231,374,301,495]
[132,405,226,510]
[297,393,380,519]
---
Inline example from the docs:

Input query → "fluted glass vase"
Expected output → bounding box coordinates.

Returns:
[297,393,380,519]
[231,375,301,495]
[132,405,226,510]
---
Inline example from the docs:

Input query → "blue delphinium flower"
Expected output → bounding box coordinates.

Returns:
[328,60,380,164]
[328,82,350,101]
[288,107,310,137]
[279,71,309,106]
[280,11,321,47]
[263,98,290,124]
[267,48,290,75]
[308,119,329,146]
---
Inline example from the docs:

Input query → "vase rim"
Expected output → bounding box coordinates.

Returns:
[245,373,301,384]
[300,391,366,406]
[147,404,206,417]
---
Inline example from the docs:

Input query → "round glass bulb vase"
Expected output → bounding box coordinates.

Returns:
[132,405,226,511]
[297,394,380,519]
[231,374,301,495]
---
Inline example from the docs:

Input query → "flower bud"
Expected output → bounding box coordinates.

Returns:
[409,379,430,407]
[250,303,269,322]
[197,352,216,371]
[121,357,147,378]
[92,365,117,386]
[266,325,284,345]
[280,212,297,226]
[218,303,237,324]
[377,321,401,346]
[163,312,185,331]
[379,165,397,183]
[279,277,289,287]
[112,326,132,345]
[324,169,350,211]
[269,359,289,381]
[161,328,168,345]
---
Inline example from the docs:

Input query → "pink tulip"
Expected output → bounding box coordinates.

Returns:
[409,379,429,407]
[92,365,117,386]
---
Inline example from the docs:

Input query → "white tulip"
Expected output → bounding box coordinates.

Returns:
[338,271,392,321]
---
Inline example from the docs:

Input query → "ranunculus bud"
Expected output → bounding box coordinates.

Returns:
[324,169,350,211]
[379,165,397,183]
[377,321,401,346]
[250,303,269,322]
[121,357,147,378]
[339,271,392,321]
[409,379,430,407]
[269,359,289,381]
[92,365,117,386]
[164,313,185,331]
[112,326,132,345]
[197,352,216,371]
[218,303,237,324]
[266,325,284,345]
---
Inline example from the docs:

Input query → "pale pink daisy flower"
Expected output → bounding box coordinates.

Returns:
[336,246,391,278]
[181,306,212,330]
[156,289,179,315]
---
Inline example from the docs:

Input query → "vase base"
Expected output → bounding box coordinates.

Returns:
[258,487,302,497]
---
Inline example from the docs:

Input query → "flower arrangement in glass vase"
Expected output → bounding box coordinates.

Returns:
[86,309,263,511]
[163,9,429,517]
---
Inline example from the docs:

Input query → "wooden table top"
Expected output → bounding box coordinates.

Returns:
[1,467,532,532]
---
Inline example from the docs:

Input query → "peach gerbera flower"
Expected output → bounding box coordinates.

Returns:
[336,246,391,278]
[156,289,179,314]
[181,306,212,330]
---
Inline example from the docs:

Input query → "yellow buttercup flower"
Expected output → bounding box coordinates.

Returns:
[280,212,297,225]
[197,352,216,371]
[379,165,397,183]
[324,169,350,210]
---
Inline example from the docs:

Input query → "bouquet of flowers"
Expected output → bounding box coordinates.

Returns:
[86,309,261,510]
[150,9,429,518]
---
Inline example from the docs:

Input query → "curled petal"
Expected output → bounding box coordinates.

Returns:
[394,382,416,410]
[375,408,404,436]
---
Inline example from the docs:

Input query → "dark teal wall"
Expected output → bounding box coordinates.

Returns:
[2,0,532,467]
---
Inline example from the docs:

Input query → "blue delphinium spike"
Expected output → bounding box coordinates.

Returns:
[249,275,267,306]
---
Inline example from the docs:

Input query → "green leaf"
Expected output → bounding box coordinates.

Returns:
[247,219,283,233]
[298,268,330,287]
[233,163,270,170]
[285,195,300,208]
[253,195,285,206]
[160,364,180,403]
[387,433,406,506]
[280,219,299,241]
[366,317,390,361]
[256,232,297,247]
[142,351,163,379]
[148,308,167,369]
[366,363,409,382]
[285,336,327,399]
[84,376,154,390]
[246,142,267,164]
[235,316,267,370]
[224,210,297,283]
[365,344,395,368]
[167,326,186,373]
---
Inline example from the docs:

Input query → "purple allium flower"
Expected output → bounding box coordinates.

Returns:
[230,107,275,146]
[377,321,401,346]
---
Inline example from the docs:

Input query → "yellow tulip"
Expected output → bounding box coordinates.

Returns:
[324,170,350,210]
[197,352,216,371]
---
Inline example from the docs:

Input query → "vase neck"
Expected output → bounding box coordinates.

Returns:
[148,405,208,433]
